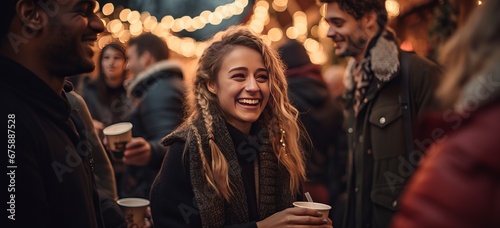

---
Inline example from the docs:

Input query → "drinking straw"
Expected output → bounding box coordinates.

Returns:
[305,192,313,202]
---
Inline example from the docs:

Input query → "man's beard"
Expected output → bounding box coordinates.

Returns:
[44,24,95,77]
[337,26,369,58]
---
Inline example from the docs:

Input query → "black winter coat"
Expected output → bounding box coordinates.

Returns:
[1,56,104,228]
[286,64,347,198]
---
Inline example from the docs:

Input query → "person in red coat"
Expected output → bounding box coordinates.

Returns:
[391,0,500,227]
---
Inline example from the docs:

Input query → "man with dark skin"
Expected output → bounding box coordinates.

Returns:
[1,0,106,227]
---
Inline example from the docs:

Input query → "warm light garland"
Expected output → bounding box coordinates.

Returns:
[95,0,400,65]
[386,0,400,18]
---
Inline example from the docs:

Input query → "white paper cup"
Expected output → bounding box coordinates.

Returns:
[117,198,150,227]
[293,201,331,219]
[103,122,132,159]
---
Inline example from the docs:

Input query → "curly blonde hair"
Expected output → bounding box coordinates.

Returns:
[184,26,306,201]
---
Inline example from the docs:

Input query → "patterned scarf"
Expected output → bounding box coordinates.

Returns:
[353,56,373,115]
[344,29,400,115]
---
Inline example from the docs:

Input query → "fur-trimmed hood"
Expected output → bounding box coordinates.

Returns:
[344,29,400,92]
[126,60,183,98]
[455,65,500,114]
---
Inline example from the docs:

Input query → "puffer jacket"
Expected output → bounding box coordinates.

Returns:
[121,60,186,198]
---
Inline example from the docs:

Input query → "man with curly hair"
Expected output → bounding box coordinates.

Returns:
[318,0,442,227]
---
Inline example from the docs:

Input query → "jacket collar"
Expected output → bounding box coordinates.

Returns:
[126,60,182,97]
[1,55,72,122]
[344,29,400,92]
[1,56,81,145]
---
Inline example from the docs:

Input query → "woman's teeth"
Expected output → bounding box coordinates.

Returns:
[238,99,259,105]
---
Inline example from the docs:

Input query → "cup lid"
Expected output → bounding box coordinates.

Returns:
[103,122,133,136]
[116,198,150,207]
[293,201,331,210]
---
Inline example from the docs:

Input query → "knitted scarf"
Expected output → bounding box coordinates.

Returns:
[352,56,373,115]
[162,105,296,227]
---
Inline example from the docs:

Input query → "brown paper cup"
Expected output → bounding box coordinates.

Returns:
[117,198,150,227]
[293,201,331,219]
[103,122,133,159]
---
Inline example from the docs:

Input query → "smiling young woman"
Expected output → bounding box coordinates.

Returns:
[149,26,333,228]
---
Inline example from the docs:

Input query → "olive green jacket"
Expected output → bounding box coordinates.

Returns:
[342,30,442,228]
[66,88,118,201]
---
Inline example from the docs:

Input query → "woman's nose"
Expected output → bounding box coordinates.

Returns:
[245,77,259,92]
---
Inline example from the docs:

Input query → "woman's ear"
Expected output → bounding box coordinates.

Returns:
[207,81,217,94]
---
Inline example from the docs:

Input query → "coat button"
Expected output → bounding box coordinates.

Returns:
[367,149,372,155]
[379,117,386,125]
[348,128,353,133]
[359,135,363,143]
[392,200,398,207]
[355,187,359,192]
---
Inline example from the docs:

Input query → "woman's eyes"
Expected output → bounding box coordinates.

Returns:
[256,75,269,82]
[103,56,123,60]
[231,73,269,82]
[231,73,245,78]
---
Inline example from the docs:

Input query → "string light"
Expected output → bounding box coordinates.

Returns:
[386,0,400,18]
[98,0,322,58]
[272,0,288,12]
[101,3,114,16]
[96,0,331,63]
